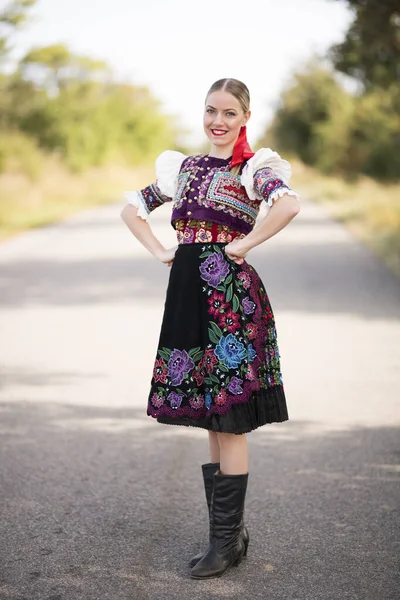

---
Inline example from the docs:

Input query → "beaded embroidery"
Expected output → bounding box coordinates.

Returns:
[206,172,258,222]
[139,182,171,215]
[253,167,290,204]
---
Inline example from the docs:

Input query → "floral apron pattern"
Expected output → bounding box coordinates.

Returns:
[147,244,283,420]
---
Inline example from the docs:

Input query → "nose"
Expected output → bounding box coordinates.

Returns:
[212,112,225,127]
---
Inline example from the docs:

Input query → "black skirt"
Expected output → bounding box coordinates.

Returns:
[147,243,288,434]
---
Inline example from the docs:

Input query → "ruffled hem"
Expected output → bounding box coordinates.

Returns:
[267,186,300,207]
[155,385,288,434]
[123,190,149,221]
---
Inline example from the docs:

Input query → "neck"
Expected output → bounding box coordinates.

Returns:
[208,142,235,159]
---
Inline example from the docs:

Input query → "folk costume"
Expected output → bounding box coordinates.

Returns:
[124,134,299,435]
[124,127,300,579]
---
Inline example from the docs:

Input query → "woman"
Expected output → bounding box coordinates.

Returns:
[121,78,300,579]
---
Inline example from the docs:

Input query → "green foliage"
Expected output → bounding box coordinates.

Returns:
[259,1,400,182]
[0,130,43,180]
[330,0,400,89]
[262,62,400,181]
[262,65,348,167]
[0,0,36,61]
[0,14,179,175]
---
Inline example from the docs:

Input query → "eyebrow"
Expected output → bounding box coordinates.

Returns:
[206,105,237,111]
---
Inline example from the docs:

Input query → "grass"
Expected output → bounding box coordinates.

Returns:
[0,157,153,241]
[291,161,400,278]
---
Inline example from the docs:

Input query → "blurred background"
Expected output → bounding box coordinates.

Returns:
[1,3,399,598]
[0,0,399,275]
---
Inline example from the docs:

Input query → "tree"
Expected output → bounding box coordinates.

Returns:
[330,0,400,89]
[19,44,111,93]
[0,0,36,63]
[260,64,348,167]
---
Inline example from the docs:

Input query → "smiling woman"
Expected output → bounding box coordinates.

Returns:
[120,77,300,580]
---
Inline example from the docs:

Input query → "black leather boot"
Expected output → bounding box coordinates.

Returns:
[189,462,220,568]
[189,465,250,568]
[190,472,249,579]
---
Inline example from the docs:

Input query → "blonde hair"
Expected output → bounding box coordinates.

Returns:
[206,78,250,175]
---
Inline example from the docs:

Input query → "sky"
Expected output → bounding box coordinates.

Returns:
[9,0,353,147]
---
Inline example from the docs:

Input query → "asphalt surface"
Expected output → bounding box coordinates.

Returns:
[0,199,399,600]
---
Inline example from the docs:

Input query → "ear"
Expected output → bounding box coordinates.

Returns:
[243,109,251,126]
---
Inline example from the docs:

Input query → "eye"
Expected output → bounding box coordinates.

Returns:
[226,111,236,117]
[206,108,215,114]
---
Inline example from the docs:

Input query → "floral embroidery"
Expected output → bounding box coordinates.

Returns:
[208,290,229,318]
[245,322,258,340]
[151,392,165,408]
[190,394,205,410]
[237,271,251,289]
[138,183,171,214]
[193,368,205,386]
[174,219,245,245]
[199,348,218,373]
[253,167,293,204]
[216,230,233,243]
[248,343,257,363]
[245,364,257,381]
[227,377,243,395]
[215,334,247,369]
[168,391,184,409]
[148,244,284,420]
[217,308,241,333]
[195,228,213,243]
[153,357,168,383]
[215,389,227,406]
[168,349,194,386]
[242,296,256,315]
[199,251,230,287]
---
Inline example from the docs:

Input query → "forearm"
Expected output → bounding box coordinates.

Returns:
[120,204,166,259]
[240,195,300,253]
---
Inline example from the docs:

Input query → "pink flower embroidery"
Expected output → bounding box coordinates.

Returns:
[245,364,257,381]
[195,228,212,243]
[193,368,205,386]
[214,389,227,406]
[218,309,241,333]
[153,357,168,383]
[189,395,205,410]
[216,231,233,243]
[151,392,164,408]
[237,272,251,290]
[200,348,218,373]
[245,322,258,340]
[207,291,229,318]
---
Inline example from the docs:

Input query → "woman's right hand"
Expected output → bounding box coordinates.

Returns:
[157,246,177,267]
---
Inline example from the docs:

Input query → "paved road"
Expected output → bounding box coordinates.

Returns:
[0,200,399,600]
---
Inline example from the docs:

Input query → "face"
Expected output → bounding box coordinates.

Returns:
[203,90,250,151]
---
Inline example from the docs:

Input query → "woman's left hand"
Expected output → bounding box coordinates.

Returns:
[224,239,248,265]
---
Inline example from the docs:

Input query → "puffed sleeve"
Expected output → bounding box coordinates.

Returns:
[123,150,186,221]
[240,148,300,207]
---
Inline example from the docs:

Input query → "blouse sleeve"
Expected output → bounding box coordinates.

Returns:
[123,150,186,221]
[240,148,300,207]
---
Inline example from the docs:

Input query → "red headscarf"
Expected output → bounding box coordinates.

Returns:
[230,126,254,168]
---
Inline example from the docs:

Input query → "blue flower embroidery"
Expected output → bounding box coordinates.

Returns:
[205,393,212,409]
[248,343,257,363]
[215,334,247,369]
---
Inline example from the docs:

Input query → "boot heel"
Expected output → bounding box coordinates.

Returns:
[233,555,243,567]
[243,539,249,557]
